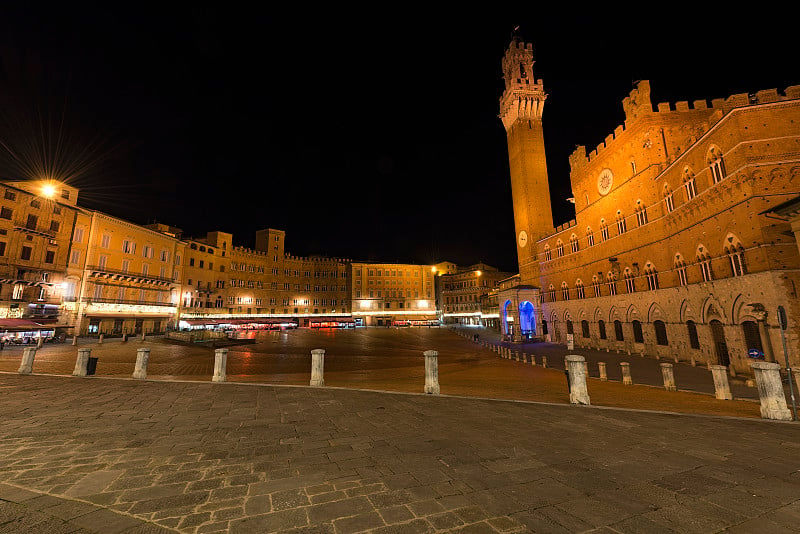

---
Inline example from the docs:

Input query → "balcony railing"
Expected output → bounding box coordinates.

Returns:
[82,297,177,308]
[86,265,174,286]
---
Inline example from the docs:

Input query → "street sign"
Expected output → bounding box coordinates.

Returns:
[567,333,574,350]
[748,348,763,359]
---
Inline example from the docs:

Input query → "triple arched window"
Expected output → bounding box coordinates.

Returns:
[697,245,713,281]
[683,167,697,200]
[708,146,727,184]
[724,236,746,277]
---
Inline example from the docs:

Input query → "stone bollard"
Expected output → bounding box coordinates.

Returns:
[122,333,128,342]
[598,362,607,381]
[98,333,104,344]
[212,348,228,383]
[620,362,632,385]
[515,351,520,362]
[18,347,37,375]
[36,337,43,348]
[72,335,78,346]
[566,355,591,405]
[660,362,677,391]
[133,348,150,380]
[310,348,325,387]
[141,332,146,342]
[750,361,792,420]
[423,350,440,395]
[690,356,696,367]
[541,356,547,368]
[710,365,733,400]
[73,348,91,377]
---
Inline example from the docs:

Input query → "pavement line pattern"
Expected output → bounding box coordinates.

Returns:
[1,373,799,533]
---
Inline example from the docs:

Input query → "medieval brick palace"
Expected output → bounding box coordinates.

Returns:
[498,36,800,374]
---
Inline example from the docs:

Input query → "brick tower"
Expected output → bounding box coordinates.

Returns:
[499,35,554,286]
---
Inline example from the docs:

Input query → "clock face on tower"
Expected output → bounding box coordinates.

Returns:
[518,230,528,248]
[597,168,613,196]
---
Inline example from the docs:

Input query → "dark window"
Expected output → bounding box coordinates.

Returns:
[614,320,624,341]
[687,320,700,349]
[598,320,607,340]
[0,241,5,256]
[21,246,32,260]
[44,250,55,264]
[632,320,644,343]
[3,190,15,200]
[581,320,590,338]
[566,320,574,335]
[654,320,668,346]
[30,199,40,209]
[25,214,37,230]
[49,221,60,232]
[742,320,763,354]
[0,207,12,219]
[542,320,548,335]
[61,189,70,199]
[53,205,61,214]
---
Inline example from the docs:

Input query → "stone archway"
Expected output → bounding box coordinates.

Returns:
[710,319,730,366]
[519,301,535,336]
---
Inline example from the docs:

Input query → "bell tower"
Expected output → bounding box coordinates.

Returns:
[499,35,554,286]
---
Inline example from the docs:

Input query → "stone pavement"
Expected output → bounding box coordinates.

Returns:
[1,372,799,533]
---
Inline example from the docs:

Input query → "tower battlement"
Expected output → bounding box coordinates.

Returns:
[570,82,800,169]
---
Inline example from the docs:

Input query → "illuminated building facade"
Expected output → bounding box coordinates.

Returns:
[65,212,181,336]
[0,180,79,335]
[501,36,800,371]
[440,263,515,326]
[351,262,437,326]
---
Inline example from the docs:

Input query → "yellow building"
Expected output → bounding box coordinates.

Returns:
[0,179,79,339]
[65,212,181,336]
[501,36,800,372]
[351,262,437,326]
[440,263,515,326]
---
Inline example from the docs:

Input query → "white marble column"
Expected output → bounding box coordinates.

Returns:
[751,361,792,420]
[73,348,91,377]
[620,362,632,385]
[423,350,440,395]
[310,349,325,387]
[566,355,590,405]
[212,348,228,382]
[710,365,733,400]
[18,347,37,375]
[660,362,676,391]
[133,348,150,380]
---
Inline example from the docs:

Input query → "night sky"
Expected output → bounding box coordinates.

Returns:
[0,8,795,273]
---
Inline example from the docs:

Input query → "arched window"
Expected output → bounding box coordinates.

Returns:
[591,275,601,297]
[724,236,746,277]
[581,320,590,338]
[632,320,644,343]
[600,219,609,241]
[570,233,579,253]
[687,320,700,349]
[683,167,697,200]
[556,240,564,257]
[598,319,607,339]
[708,146,727,184]
[548,284,556,302]
[697,245,713,281]
[575,279,585,299]
[616,211,627,234]
[614,320,624,341]
[674,254,688,286]
[663,183,675,213]
[544,244,552,261]
[623,268,636,293]
[561,281,570,301]
[586,227,595,247]
[644,263,659,290]
[566,320,574,334]
[606,271,617,296]
[654,320,668,345]
[635,200,648,226]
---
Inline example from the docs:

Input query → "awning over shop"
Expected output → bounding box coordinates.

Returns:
[0,318,64,331]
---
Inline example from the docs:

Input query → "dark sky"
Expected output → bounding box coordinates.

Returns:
[0,8,795,273]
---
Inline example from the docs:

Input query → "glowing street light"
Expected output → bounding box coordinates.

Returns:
[41,183,57,198]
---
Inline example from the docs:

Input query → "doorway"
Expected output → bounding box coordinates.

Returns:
[709,320,730,366]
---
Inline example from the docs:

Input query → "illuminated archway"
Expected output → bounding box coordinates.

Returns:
[519,301,535,335]
[502,300,513,336]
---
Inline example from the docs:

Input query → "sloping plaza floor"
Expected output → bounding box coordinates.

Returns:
[0,327,798,533]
